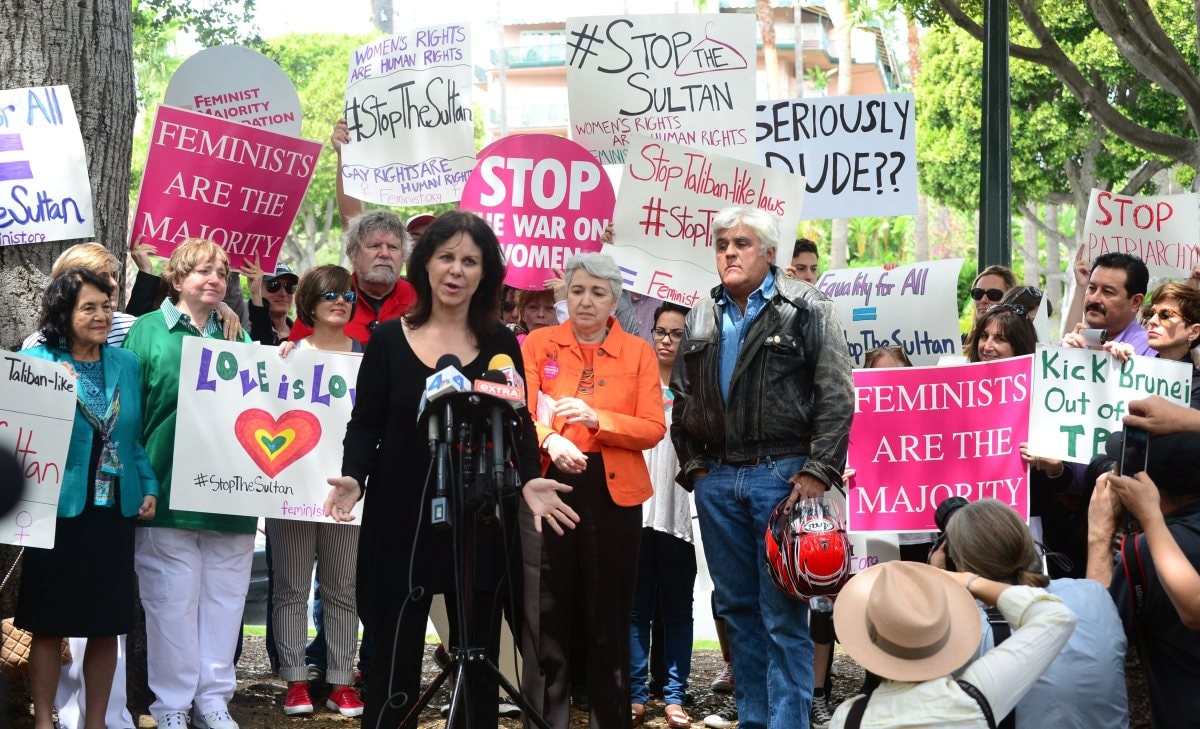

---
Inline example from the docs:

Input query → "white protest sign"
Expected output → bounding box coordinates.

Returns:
[566,14,757,165]
[609,133,804,307]
[0,85,94,246]
[757,93,917,220]
[164,45,303,136]
[814,259,964,367]
[341,24,475,206]
[1029,345,1192,464]
[1081,188,1200,280]
[0,351,77,548]
[172,339,363,522]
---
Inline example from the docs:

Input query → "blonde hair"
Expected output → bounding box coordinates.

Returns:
[944,499,1049,588]
[51,242,119,279]
[162,239,229,302]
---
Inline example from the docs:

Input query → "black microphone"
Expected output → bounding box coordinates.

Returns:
[430,354,464,530]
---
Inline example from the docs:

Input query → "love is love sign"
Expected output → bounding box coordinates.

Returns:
[171,338,363,522]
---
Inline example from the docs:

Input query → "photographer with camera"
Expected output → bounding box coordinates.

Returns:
[930,498,1127,729]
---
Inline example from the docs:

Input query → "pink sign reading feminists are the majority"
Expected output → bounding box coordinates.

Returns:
[846,356,1033,533]
[459,134,614,290]
[131,105,322,271]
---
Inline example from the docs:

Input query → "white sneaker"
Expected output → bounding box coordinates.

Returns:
[156,712,189,728]
[811,694,833,729]
[192,709,239,729]
[704,706,738,728]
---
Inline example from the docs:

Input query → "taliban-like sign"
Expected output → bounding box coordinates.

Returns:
[815,259,965,367]
[1028,345,1192,464]
[460,134,612,290]
[757,93,917,220]
[341,23,475,206]
[566,14,757,165]
[130,105,321,271]
[171,339,364,522]
[0,351,76,548]
[847,357,1032,533]
[0,85,94,246]
[610,133,804,307]
[1081,188,1200,280]
[164,45,303,136]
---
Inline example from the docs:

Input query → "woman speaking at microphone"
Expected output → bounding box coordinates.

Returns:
[520,252,666,728]
[323,211,578,728]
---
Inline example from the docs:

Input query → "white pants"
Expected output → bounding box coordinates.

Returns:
[55,636,135,729]
[134,527,254,720]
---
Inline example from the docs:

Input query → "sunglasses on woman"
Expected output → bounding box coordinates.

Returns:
[987,303,1028,317]
[266,279,297,294]
[321,290,357,303]
[970,287,1004,302]
[1143,306,1186,323]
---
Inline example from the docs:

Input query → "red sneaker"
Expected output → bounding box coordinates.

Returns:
[283,681,313,716]
[327,685,365,717]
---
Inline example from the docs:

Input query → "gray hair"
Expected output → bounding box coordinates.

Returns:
[711,206,780,254]
[344,210,411,260]
[564,252,623,300]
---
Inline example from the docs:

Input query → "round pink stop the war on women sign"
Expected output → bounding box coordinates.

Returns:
[460,134,615,290]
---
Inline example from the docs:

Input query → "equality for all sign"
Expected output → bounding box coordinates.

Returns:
[815,259,964,367]
[1081,188,1200,280]
[610,133,804,307]
[131,105,321,271]
[0,351,77,548]
[847,357,1032,533]
[341,24,475,206]
[171,339,364,523]
[164,45,304,137]
[460,134,612,290]
[566,14,757,165]
[0,85,94,246]
[756,93,917,220]
[1029,345,1192,464]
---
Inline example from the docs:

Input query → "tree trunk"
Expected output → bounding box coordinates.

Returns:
[757,0,779,98]
[0,1,136,719]
[1022,209,1040,285]
[827,0,854,268]
[1045,202,1063,325]
[914,193,930,261]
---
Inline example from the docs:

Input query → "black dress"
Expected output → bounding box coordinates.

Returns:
[14,432,136,637]
[342,320,540,727]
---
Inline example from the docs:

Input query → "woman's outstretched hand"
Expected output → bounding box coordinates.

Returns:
[523,477,580,536]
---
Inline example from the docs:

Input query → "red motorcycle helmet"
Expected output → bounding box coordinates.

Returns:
[764,496,851,602]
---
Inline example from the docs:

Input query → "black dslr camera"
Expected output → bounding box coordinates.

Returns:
[929,496,970,571]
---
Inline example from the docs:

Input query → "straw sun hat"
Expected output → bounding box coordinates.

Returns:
[833,561,982,682]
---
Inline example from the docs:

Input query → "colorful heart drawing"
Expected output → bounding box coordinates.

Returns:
[234,409,322,478]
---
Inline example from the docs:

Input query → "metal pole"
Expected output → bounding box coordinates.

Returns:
[978,0,1011,270]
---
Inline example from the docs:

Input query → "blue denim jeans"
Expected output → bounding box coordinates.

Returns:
[630,528,697,705]
[694,456,814,729]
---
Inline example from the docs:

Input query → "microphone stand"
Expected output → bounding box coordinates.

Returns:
[401,393,552,729]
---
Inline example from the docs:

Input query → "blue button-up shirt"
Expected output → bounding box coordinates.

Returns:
[717,268,775,403]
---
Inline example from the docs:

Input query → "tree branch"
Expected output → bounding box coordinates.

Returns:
[1018,202,1070,247]
[1118,159,1169,196]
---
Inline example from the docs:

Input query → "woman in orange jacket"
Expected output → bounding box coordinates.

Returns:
[520,252,666,729]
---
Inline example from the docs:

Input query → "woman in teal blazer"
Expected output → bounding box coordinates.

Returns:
[17,267,158,729]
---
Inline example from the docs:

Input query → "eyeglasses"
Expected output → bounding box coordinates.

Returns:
[970,287,1004,302]
[266,279,296,294]
[987,303,1028,317]
[320,290,357,303]
[1143,306,1185,323]
[652,327,686,341]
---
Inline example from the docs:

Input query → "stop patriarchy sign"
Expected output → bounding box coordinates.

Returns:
[460,134,614,290]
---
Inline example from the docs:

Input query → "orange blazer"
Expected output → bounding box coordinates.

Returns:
[521,318,666,506]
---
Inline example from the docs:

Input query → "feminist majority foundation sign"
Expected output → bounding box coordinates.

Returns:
[164,45,303,136]
[460,134,612,290]
[0,351,76,548]
[341,23,474,206]
[0,85,94,246]
[131,105,321,271]
[610,133,804,307]
[1028,345,1192,464]
[847,357,1032,533]
[1081,188,1200,280]
[172,339,364,522]
[815,259,964,367]
[757,93,916,220]
[566,14,757,165]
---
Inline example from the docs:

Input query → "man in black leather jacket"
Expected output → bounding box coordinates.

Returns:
[670,206,853,729]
